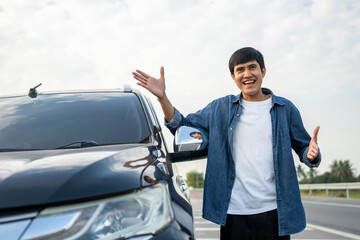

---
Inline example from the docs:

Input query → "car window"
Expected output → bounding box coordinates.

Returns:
[0,92,151,151]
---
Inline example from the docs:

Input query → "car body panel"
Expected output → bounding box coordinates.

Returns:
[0,145,159,209]
[0,90,195,239]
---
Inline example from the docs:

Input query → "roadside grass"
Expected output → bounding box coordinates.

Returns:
[300,189,360,199]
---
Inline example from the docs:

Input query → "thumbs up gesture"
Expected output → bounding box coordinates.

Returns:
[307,126,320,161]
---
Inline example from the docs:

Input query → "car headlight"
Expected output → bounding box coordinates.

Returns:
[21,183,173,240]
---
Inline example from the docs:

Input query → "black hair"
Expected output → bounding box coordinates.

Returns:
[190,131,200,136]
[228,47,265,75]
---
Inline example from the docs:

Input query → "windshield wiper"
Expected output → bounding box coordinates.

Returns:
[0,148,45,152]
[56,140,99,149]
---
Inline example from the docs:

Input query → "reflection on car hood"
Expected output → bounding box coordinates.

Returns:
[0,144,157,209]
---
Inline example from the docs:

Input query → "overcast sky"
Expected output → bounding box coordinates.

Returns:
[1,0,359,176]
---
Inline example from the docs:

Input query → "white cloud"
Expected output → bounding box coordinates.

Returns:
[0,0,359,174]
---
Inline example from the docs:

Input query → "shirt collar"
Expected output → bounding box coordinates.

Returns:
[231,88,285,106]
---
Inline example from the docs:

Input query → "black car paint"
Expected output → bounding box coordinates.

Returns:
[0,90,194,239]
[0,145,157,209]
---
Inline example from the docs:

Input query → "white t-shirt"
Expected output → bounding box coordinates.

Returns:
[227,96,277,215]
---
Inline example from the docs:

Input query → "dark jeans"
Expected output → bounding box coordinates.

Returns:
[220,209,290,240]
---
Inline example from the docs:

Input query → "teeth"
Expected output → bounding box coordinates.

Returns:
[244,80,255,85]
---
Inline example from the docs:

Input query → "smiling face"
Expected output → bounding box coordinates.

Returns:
[190,132,202,140]
[231,60,267,101]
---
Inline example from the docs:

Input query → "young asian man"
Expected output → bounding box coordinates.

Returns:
[133,47,321,240]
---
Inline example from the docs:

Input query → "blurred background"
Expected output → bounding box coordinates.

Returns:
[0,0,359,181]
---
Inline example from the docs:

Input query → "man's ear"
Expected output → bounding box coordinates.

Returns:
[231,73,235,80]
[262,67,266,77]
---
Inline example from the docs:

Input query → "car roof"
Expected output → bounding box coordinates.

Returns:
[0,87,143,99]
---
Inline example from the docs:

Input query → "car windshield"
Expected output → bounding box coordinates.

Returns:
[0,92,151,151]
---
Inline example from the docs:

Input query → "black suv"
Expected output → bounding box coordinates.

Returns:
[0,88,205,240]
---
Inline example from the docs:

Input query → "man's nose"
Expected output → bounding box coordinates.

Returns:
[244,69,251,78]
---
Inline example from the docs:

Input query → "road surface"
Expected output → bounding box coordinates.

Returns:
[191,196,360,240]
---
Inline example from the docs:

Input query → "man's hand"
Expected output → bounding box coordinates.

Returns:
[307,126,320,161]
[133,67,175,122]
[133,67,166,99]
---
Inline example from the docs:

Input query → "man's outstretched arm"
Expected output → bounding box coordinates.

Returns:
[132,67,175,122]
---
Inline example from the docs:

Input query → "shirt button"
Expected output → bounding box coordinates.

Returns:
[228,194,231,198]
[237,114,240,117]
[230,128,233,131]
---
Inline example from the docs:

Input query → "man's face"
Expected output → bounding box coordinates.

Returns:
[191,132,202,140]
[231,60,266,101]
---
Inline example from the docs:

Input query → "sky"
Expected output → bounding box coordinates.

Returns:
[0,0,359,178]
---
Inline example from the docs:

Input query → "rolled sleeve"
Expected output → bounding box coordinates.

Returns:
[164,108,182,131]
[301,146,321,168]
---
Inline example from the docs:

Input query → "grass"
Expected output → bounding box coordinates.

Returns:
[300,189,360,199]
[350,195,360,199]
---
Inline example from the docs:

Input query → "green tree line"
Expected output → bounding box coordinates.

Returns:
[298,159,360,184]
[186,159,359,187]
[186,171,204,188]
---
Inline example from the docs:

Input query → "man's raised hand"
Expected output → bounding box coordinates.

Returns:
[132,67,166,99]
[307,126,320,161]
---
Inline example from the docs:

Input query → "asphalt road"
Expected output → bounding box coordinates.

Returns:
[301,196,360,238]
[191,196,360,240]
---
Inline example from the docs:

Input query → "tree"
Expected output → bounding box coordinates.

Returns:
[330,160,355,182]
[296,164,307,180]
[299,159,359,184]
[307,168,318,183]
[186,171,204,188]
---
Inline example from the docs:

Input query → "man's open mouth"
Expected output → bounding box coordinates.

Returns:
[243,80,256,85]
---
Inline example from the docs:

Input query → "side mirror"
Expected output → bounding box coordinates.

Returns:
[169,126,207,163]
[174,126,203,152]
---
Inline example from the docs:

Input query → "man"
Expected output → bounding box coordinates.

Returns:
[133,47,321,239]
[190,131,202,140]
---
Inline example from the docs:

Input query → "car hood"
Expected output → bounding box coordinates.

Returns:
[0,144,158,209]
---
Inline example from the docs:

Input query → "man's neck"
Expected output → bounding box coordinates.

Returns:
[242,93,270,102]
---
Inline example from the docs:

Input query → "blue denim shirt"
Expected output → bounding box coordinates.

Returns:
[165,88,321,236]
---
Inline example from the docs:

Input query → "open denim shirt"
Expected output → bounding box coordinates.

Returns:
[165,88,321,236]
